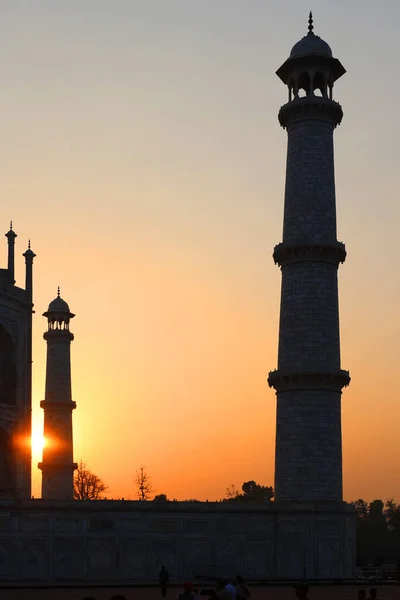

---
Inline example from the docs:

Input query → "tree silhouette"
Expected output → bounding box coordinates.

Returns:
[74,460,108,500]
[241,480,274,502]
[153,493,168,502]
[226,484,240,500]
[225,480,274,503]
[136,466,154,501]
[350,497,400,566]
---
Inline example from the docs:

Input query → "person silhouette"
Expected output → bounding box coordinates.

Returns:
[159,565,170,597]
[357,591,367,600]
[216,580,233,599]
[369,589,378,600]
[236,575,250,599]
[294,584,309,600]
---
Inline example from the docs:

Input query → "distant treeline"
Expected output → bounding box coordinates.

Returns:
[351,499,400,565]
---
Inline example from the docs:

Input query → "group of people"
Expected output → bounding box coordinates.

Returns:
[357,589,379,600]
[159,566,250,599]
[293,585,379,600]
[174,578,250,599]
[81,580,380,600]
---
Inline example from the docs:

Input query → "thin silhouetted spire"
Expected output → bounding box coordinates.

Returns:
[5,220,17,282]
[57,286,60,297]
[308,11,314,35]
[6,222,16,238]
[23,240,36,300]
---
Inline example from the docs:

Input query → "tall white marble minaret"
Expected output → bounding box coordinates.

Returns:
[268,13,350,503]
[38,288,77,499]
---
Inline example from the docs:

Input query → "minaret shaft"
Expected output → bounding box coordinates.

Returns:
[44,337,73,403]
[283,120,337,244]
[38,293,77,500]
[278,119,341,374]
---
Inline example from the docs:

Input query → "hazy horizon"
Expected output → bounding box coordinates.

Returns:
[1,0,399,502]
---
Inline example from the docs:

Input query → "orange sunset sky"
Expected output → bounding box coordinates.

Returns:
[1,1,399,502]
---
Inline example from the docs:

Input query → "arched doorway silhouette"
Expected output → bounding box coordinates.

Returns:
[0,324,17,495]
[0,324,17,406]
[0,426,14,495]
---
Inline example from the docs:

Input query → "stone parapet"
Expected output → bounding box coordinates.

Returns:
[0,500,355,582]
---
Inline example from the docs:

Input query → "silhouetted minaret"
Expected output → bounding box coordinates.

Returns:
[38,288,77,499]
[22,240,36,302]
[22,239,36,493]
[268,14,350,502]
[5,221,17,283]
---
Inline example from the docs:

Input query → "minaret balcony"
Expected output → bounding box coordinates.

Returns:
[278,96,343,129]
[38,462,78,472]
[273,241,346,268]
[268,369,350,392]
[43,329,74,342]
[40,400,76,410]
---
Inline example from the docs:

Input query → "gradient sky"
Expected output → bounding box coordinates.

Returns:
[1,0,399,502]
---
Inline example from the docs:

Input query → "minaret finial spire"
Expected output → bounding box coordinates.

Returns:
[10,220,13,231]
[28,239,31,249]
[57,286,60,297]
[308,11,314,35]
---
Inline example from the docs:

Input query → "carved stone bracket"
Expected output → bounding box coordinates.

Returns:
[278,97,343,129]
[268,369,350,392]
[273,241,346,268]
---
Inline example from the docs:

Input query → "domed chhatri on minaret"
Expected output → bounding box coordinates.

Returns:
[276,12,345,105]
[38,288,77,500]
[268,12,350,506]
[43,287,75,328]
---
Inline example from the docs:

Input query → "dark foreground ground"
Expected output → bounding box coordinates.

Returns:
[0,586,398,600]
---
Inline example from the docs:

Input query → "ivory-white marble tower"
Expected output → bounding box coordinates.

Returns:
[38,289,77,499]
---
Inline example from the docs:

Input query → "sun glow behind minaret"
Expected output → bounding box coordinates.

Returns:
[31,430,46,457]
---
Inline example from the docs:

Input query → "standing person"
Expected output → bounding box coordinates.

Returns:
[294,585,309,600]
[159,565,170,597]
[369,589,378,600]
[225,579,236,599]
[356,591,367,600]
[236,575,250,599]
[216,580,233,599]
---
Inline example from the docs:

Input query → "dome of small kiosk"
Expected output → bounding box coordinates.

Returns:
[289,13,332,60]
[290,34,332,59]
[47,296,70,313]
[46,288,71,314]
